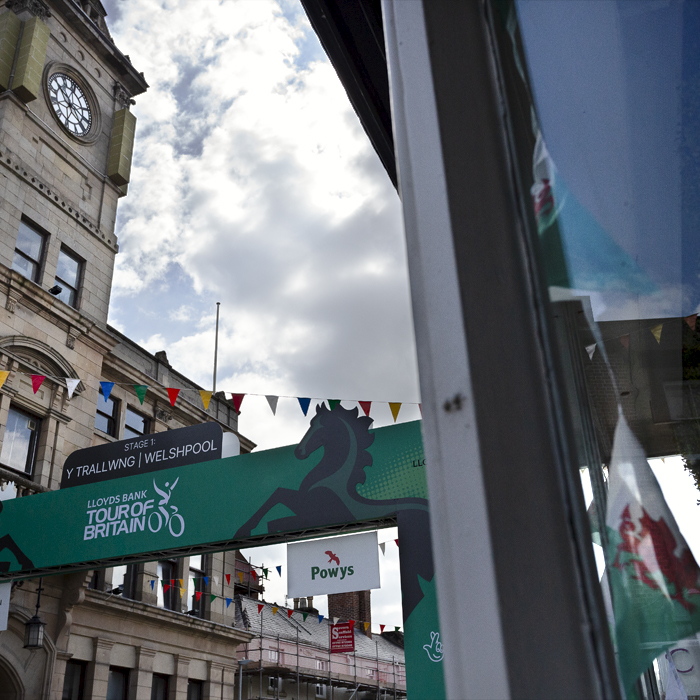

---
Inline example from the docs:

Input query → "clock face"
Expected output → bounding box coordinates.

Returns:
[48,73,92,137]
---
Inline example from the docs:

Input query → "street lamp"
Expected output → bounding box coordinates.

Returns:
[23,578,46,649]
[238,658,251,700]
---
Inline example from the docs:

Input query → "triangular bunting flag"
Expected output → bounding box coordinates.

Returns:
[276,565,282,577]
[99,381,113,401]
[210,594,216,603]
[379,542,385,555]
[170,579,175,586]
[303,613,309,622]
[134,384,148,404]
[364,622,370,632]
[65,377,80,399]
[620,334,630,349]
[231,393,245,413]
[214,576,219,585]
[651,323,663,343]
[328,399,340,410]
[287,609,293,618]
[0,371,9,392]
[359,401,371,417]
[263,568,269,578]
[389,402,401,422]
[204,576,209,586]
[179,579,184,588]
[30,374,46,394]
[395,626,400,632]
[585,343,596,361]
[685,313,698,331]
[226,598,232,608]
[380,624,385,633]
[164,584,171,592]
[258,604,264,614]
[196,591,202,602]
[395,539,399,547]
[225,574,230,585]
[272,606,278,615]
[251,569,257,581]
[150,580,155,590]
[167,388,180,406]
[349,619,355,627]
[318,614,324,623]
[419,404,422,416]
[298,398,311,416]
[266,395,279,415]
[199,390,212,410]
[237,572,244,583]
[333,617,339,624]
[161,580,166,588]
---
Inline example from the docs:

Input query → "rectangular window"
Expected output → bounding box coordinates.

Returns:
[157,560,177,610]
[54,247,82,307]
[110,564,138,599]
[150,674,169,700]
[187,554,206,617]
[187,680,203,700]
[315,659,328,672]
[268,649,279,663]
[62,660,86,700]
[12,220,45,282]
[315,684,326,698]
[268,677,281,693]
[0,406,40,475]
[95,387,118,437]
[124,406,149,440]
[106,668,129,700]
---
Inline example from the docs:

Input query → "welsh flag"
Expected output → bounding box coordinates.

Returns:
[606,414,700,696]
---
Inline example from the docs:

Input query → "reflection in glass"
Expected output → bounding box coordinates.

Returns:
[0,406,40,474]
[12,221,45,282]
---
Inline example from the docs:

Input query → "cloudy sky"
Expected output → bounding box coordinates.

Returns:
[101,0,415,628]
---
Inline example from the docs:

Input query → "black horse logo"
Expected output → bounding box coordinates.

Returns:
[0,499,34,573]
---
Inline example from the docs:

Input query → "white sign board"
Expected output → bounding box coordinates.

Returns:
[0,581,10,632]
[287,531,380,598]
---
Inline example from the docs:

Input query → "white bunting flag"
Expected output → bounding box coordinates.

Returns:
[379,542,386,556]
[585,344,596,361]
[66,378,80,399]
[333,617,339,625]
[266,395,279,415]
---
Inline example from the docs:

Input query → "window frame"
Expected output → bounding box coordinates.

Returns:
[186,680,204,700]
[54,246,83,308]
[124,405,150,441]
[12,219,46,283]
[187,554,206,618]
[95,386,119,437]
[0,404,41,476]
[106,667,129,700]
[150,673,169,700]
[62,659,87,700]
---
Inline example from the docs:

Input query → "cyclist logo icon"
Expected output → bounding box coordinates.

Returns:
[149,477,185,537]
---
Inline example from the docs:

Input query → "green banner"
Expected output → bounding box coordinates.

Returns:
[0,405,444,699]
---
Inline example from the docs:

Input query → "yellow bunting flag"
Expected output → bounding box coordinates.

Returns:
[0,371,9,391]
[200,390,213,410]
[389,402,402,422]
[651,323,663,344]
[237,572,244,584]
[364,622,370,632]
[179,579,184,589]
[272,606,278,615]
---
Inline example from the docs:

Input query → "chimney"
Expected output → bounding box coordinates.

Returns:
[327,590,372,638]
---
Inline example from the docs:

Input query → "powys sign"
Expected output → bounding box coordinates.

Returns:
[287,531,380,598]
[61,422,226,489]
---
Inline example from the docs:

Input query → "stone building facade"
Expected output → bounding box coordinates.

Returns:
[0,1,261,698]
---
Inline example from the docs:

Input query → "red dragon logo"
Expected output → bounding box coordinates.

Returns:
[613,505,700,611]
[325,550,340,566]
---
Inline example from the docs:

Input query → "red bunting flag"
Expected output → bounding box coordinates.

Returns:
[380,624,385,633]
[167,388,180,406]
[685,313,698,331]
[31,375,45,393]
[251,569,257,581]
[359,401,371,417]
[225,574,230,585]
[287,609,294,618]
[257,604,264,614]
[231,393,245,413]
[195,591,202,602]
[164,584,171,592]
[418,404,422,416]
[395,539,399,547]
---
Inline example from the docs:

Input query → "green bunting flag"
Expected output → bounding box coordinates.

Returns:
[605,414,700,697]
[134,384,148,404]
[210,594,216,603]
[328,399,340,410]
[395,626,400,632]
[262,568,268,578]
[303,613,308,622]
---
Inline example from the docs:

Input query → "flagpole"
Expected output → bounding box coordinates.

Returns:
[212,302,220,393]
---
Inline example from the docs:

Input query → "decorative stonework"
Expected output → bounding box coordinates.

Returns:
[5,0,51,20]
[5,297,16,314]
[65,334,75,350]
[113,81,135,109]
[156,409,172,423]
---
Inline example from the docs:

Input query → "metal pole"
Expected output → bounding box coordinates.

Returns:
[376,641,380,700]
[296,627,300,695]
[260,609,264,700]
[276,634,280,700]
[212,301,220,393]
[239,665,243,700]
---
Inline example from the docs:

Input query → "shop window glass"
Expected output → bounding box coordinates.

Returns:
[507,1,700,697]
[54,248,82,307]
[150,674,168,700]
[95,387,118,436]
[62,660,86,700]
[0,406,40,475]
[12,220,45,282]
[124,406,149,440]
